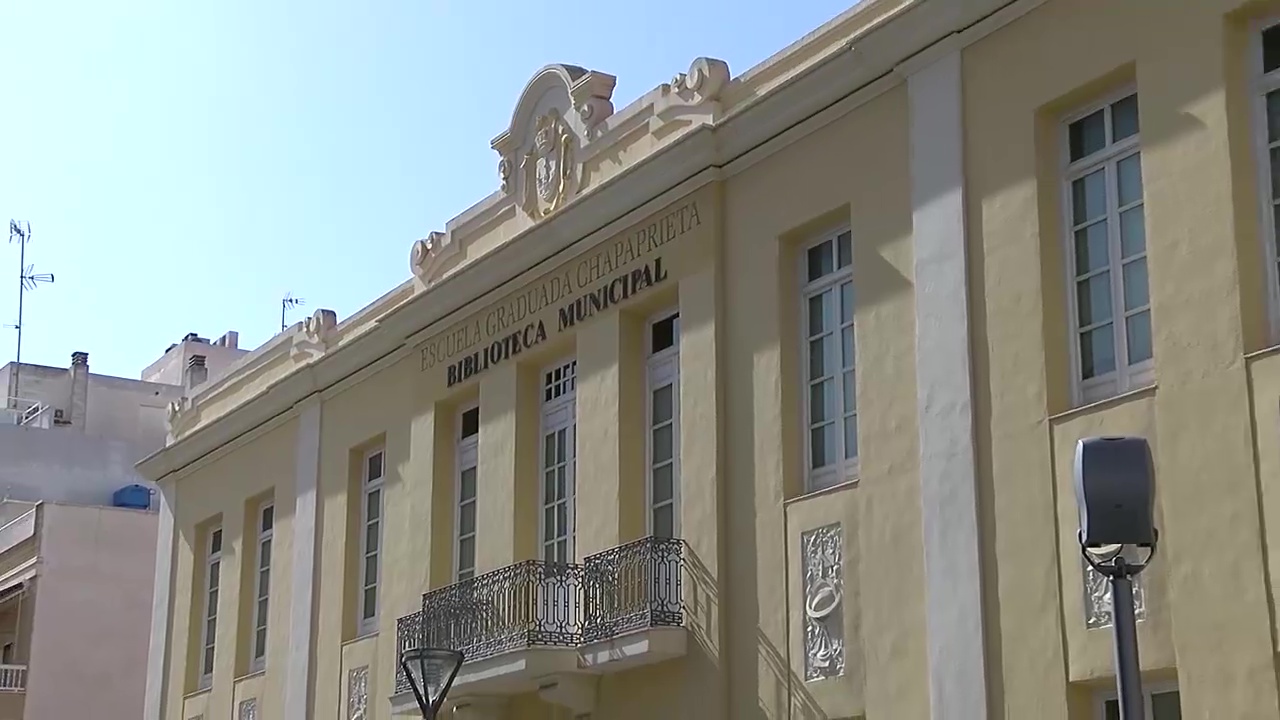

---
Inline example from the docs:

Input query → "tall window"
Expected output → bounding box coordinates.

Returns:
[802,228,857,491]
[1064,91,1153,404]
[1098,686,1180,720]
[647,311,680,538]
[1255,22,1280,340]
[456,406,479,581]
[198,525,222,689]
[358,449,385,636]
[540,359,577,563]
[250,503,273,672]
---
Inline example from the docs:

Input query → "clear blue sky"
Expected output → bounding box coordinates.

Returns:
[2,0,858,379]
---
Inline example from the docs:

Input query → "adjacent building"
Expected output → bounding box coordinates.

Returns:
[0,332,246,719]
[140,1,1280,718]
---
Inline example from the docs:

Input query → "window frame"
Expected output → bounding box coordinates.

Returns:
[357,447,385,637]
[454,405,480,582]
[249,502,273,673]
[797,226,858,492]
[538,357,577,564]
[1060,85,1154,405]
[1094,681,1180,720]
[1250,17,1280,344]
[198,525,222,690]
[646,309,681,538]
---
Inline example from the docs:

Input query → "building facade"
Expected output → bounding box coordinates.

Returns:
[141,1,1280,718]
[0,501,158,720]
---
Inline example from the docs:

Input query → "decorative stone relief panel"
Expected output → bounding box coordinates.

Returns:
[237,698,257,720]
[801,522,845,681]
[348,665,369,720]
[1083,561,1146,629]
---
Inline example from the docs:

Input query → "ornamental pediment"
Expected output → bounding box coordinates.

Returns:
[491,64,617,222]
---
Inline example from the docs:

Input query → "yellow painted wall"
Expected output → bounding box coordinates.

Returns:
[151,1,1280,719]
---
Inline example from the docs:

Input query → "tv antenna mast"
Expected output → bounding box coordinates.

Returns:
[281,292,305,332]
[5,221,55,408]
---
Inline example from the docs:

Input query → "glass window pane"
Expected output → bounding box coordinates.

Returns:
[809,337,828,380]
[651,314,678,354]
[810,380,831,424]
[837,231,852,268]
[1120,207,1145,258]
[362,586,377,620]
[261,505,274,533]
[544,471,556,504]
[543,507,555,540]
[367,452,383,482]
[1111,94,1139,141]
[1273,203,1280,256]
[653,463,674,503]
[1074,222,1109,274]
[1126,310,1153,365]
[204,646,215,675]
[543,433,555,466]
[1151,691,1181,720]
[364,554,378,585]
[1104,699,1121,720]
[1271,147,1280,201]
[366,489,381,522]
[556,427,566,459]
[460,468,476,500]
[1268,91,1280,144]
[1117,153,1143,206]
[1265,24,1280,74]
[808,292,829,337]
[365,522,379,553]
[259,538,271,567]
[810,424,833,469]
[1123,258,1149,311]
[807,241,834,281]
[841,327,855,371]
[460,502,476,535]
[205,617,216,641]
[653,504,675,538]
[209,562,220,588]
[652,425,673,464]
[652,384,673,424]
[210,529,222,554]
[1069,109,1107,161]
[839,282,853,324]
[556,503,567,536]
[1076,272,1113,327]
[259,568,270,597]
[458,536,475,571]
[255,628,267,657]
[1081,324,1117,379]
[844,414,858,461]
[257,597,268,624]
[842,370,855,416]
[1072,170,1108,225]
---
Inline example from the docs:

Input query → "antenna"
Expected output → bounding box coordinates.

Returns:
[5,221,54,410]
[281,292,305,332]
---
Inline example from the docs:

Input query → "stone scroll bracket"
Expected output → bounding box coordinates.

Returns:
[290,308,338,361]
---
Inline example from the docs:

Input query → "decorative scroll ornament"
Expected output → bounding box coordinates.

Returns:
[348,666,369,720]
[409,231,446,283]
[520,108,578,220]
[237,698,258,720]
[670,57,731,104]
[802,523,845,681]
[1084,561,1146,629]
[166,396,191,431]
[498,156,514,195]
[291,308,338,361]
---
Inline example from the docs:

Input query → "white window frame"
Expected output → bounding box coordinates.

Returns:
[798,226,858,492]
[646,309,681,538]
[539,358,577,564]
[1250,17,1280,344]
[249,502,273,672]
[357,448,385,637]
[1094,681,1180,719]
[198,525,222,690]
[1061,86,1154,406]
[454,405,479,582]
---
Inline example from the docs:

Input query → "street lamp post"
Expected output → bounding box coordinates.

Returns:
[1073,436,1159,720]
[400,647,465,720]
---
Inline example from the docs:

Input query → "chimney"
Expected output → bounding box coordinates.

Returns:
[216,331,239,350]
[69,351,89,430]
[185,355,209,391]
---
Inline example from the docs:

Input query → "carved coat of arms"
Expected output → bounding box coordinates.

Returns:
[520,109,577,219]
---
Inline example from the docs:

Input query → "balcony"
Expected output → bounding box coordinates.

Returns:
[0,665,26,692]
[392,537,687,714]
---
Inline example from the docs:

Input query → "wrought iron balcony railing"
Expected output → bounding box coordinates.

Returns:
[396,559,584,693]
[394,537,687,694]
[582,536,685,642]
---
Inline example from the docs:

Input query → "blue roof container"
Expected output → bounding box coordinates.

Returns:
[112,484,152,510]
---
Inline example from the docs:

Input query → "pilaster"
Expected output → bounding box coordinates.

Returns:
[284,396,322,720]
